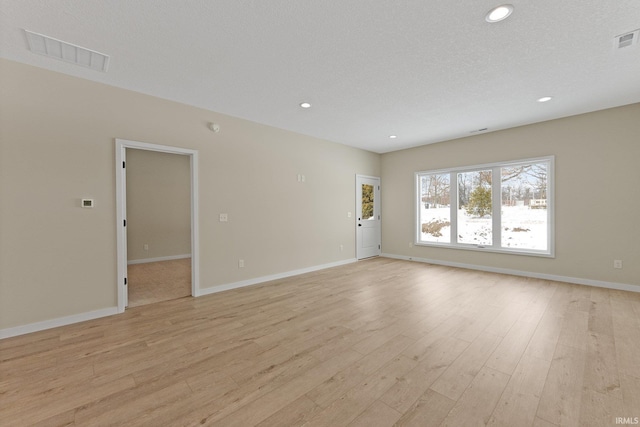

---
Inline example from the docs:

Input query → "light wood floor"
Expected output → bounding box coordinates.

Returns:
[1,258,639,426]
[127,258,191,307]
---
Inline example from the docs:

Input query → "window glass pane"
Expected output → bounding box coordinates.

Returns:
[457,170,492,245]
[419,174,450,243]
[362,184,374,220]
[501,162,548,250]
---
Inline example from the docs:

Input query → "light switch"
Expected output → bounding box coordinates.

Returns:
[219,213,228,222]
[347,212,352,218]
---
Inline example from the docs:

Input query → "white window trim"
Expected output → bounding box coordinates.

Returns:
[415,156,555,258]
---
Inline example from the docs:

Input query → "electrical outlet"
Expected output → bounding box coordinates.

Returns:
[219,213,228,222]
[614,260,623,269]
[239,259,245,268]
[340,244,344,252]
[347,212,352,218]
[409,242,413,247]
[143,244,149,251]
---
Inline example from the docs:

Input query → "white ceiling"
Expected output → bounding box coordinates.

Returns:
[1,1,639,153]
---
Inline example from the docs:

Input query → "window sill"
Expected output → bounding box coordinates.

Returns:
[414,241,555,258]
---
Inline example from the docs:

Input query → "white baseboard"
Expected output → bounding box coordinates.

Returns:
[196,258,358,297]
[1,258,356,339]
[0,307,119,340]
[128,254,191,265]
[381,253,639,293]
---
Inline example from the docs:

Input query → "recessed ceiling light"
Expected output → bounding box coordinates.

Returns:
[485,4,514,23]
[389,135,397,139]
[299,102,312,108]
[537,96,553,103]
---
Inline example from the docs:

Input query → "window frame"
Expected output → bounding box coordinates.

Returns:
[415,156,555,257]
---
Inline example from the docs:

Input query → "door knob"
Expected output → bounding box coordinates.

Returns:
[358,224,362,227]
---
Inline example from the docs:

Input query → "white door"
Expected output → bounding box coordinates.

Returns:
[356,175,381,259]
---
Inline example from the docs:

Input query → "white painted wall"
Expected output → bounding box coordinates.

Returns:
[0,58,381,330]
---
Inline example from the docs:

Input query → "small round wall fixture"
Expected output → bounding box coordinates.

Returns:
[486,4,514,22]
[209,122,220,133]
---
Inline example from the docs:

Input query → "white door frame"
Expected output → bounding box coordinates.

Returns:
[115,138,200,312]
[356,174,381,260]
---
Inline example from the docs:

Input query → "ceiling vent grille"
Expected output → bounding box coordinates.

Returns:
[24,30,109,72]
[614,29,639,50]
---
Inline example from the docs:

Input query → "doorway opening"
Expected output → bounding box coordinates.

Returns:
[115,139,200,312]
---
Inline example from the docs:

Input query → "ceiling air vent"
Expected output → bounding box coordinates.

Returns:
[24,30,109,72]
[614,29,639,50]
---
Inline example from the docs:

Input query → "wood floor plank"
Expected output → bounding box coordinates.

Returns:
[488,354,552,426]
[536,344,587,427]
[302,355,417,427]
[74,380,193,426]
[453,303,503,343]
[484,302,528,338]
[588,288,614,336]
[557,310,589,351]
[439,366,511,427]
[393,388,456,427]
[610,299,640,379]
[484,308,543,375]
[524,310,564,361]
[567,284,592,313]
[210,349,364,426]
[30,409,76,427]
[127,258,191,307]
[0,375,136,426]
[430,331,502,401]
[619,373,640,421]
[1,258,638,426]
[347,400,401,427]
[533,416,558,427]
[380,336,469,413]
[578,387,624,427]
[583,331,621,399]
[306,334,413,408]
[401,314,468,362]
[255,396,322,427]
[138,351,319,426]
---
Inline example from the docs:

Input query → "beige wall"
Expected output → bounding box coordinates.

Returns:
[381,103,640,288]
[0,59,381,329]
[125,148,191,262]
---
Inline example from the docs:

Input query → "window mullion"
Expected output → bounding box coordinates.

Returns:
[450,171,458,244]
[492,167,501,249]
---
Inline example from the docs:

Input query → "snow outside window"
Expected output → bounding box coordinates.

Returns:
[416,156,554,257]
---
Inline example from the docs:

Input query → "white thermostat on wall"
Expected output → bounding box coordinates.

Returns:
[81,199,94,208]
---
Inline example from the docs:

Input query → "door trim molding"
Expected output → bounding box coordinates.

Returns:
[115,139,200,312]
